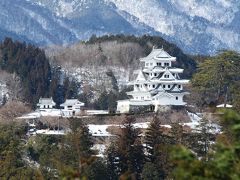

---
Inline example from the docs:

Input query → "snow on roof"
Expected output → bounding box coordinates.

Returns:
[140,48,176,62]
[60,99,84,106]
[216,104,233,108]
[36,129,65,135]
[136,70,147,81]
[37,97,56,106]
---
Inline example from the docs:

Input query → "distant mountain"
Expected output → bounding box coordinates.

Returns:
[0,0,240,54]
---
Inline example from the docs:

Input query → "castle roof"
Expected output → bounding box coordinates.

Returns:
[136,70,147,82]
[37,97,55,106]
[140,48,176,62]
[60,99,84,107]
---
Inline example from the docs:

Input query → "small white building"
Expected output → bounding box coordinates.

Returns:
[117,47,189,113]
[60,99,84,117]
[37,97,56,109]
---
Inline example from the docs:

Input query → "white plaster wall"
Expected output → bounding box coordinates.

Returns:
[117,101,130,113]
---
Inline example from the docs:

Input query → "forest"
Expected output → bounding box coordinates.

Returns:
[0,110,240,179]
[0,35,240,179]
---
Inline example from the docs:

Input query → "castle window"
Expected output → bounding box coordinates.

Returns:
[154,73,157,76]
[146,63,149,66]
[176,96,178,100]
[178,85,181,89]
[163,85,166,88]
[168,85,171,88]
[152,84,155,88]
[164,63,170,66]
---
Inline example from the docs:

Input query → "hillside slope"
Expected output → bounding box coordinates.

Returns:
[0,0,239,54]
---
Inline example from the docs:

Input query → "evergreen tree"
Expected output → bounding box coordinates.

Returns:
[170,110,240,179]
[0,38,51,106]
[192,50,240,108]
[142,162,160,180]
[145,116,163,162]
[107,116,144,179]
[58,119,96,179]
[0,124,42,179]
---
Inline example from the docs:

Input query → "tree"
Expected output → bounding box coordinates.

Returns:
[170,110,240,179]
[145,116,163,162]
[57,119,97,179]
[0,38,51,106]
[106,116,144,179]
[191,51,240,108]
[142,162,160,180]
[144,116,174,179]
[0,124,42,179]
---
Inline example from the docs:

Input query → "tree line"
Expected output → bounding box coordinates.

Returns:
[1,110,240,179]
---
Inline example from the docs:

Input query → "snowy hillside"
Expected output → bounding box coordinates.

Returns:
[0,0,240,54]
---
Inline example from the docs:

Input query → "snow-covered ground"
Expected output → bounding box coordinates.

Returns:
[17,109,62,119]
[184,111,221,133]
[88,124,113,137]
[183,111,203,129]
[36,129,65,135]
[92,144,107,157]
[17,109,109,119]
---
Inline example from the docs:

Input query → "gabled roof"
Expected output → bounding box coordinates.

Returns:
[60,99,84,106]
[159,68,176,80]
[153,91,174,98]
[156,49,172,58]
[169,84,181,92]
[136,70,147,82]
[166,85,187,94]
[140,48,176,62]
[37,97,56,106]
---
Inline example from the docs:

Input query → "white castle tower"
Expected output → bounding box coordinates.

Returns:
[117,47,189,113]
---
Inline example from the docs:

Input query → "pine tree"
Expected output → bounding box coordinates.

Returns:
[192,50,240,108]
[144,116,174,179]
[58,119,96,179]
[107,116,144,179]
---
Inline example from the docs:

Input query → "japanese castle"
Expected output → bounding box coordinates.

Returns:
[117,47,189,113]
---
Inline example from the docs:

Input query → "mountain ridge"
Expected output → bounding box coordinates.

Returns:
[0,0,239,54]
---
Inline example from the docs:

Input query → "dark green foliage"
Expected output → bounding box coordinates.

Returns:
[49,66,81,108]
[93,87,130,112]
[106,144,119,180]
[170,110,240,179]
[87,34,196,78]
[27,135,60,179]
[0,37,51,105]
[192,50,240,108]
[93,90,117,112]
[106,116,144,179]
[57,119,101,179]
[106,70,119,92]
[0,124,42,179]
[84,159,109,180]
[142,162,160,180]
[144,117,185,179]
